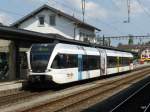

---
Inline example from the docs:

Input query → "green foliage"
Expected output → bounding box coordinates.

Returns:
[128,37,133,45]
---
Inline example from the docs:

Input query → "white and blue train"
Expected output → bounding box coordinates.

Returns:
[27,43,133,84]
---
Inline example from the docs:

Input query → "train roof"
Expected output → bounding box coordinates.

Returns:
[53,43,133,57]
[55,43,100,55]
[106,49,133,57]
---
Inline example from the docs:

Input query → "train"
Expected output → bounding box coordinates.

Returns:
[27,43,134,84]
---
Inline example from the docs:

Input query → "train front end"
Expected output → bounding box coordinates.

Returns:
[27,44,55,83]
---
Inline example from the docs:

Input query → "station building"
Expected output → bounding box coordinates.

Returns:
[0,4,101,81]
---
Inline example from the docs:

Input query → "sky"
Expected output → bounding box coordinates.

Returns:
[0,0,150,46]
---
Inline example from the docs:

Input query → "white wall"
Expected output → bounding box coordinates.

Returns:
[18,9,95,41]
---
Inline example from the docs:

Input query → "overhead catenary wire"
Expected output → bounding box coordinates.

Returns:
[127,0,130,23]
[136,0,150,18]
[82,0,86,22]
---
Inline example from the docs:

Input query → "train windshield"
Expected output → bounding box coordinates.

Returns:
[30,44,55,72]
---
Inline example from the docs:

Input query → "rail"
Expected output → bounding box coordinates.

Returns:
[22,68,150,112]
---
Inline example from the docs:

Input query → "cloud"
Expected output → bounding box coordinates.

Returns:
[47,0,82,19]
[131,0,146,15]
[0,12,13,25]
[48,0,108,21]
[86,1,108,19]
[63,0,81,9]
[112,0,146,15]
[62,0,108,19]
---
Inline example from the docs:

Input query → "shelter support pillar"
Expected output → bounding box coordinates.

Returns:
[8,41,20,80]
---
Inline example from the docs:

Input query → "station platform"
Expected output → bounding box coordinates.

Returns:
[0,80,26,97]
[0,63,149,96]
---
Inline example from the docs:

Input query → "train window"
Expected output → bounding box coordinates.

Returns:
[30,44,55,72]
[83,55,100,71]
[83,55,88,71]
[30,44,54,61]
[51,54,63,69]
[88,56,100,70]
[119,57,132,66]
[107,56,117,68]
[124,57,129,66]
[51,54,78,69]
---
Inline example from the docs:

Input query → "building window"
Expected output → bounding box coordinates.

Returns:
[79,32,84,41]
[83,38,89,42]
[38,16,45,26]
[49,15,56,26]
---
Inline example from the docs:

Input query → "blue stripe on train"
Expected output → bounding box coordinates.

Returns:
[78,54,82,80]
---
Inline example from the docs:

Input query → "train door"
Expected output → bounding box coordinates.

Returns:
[100,49,107,75]
[81,47,90,79]
[77,46,89,80]
[117,57,120,73]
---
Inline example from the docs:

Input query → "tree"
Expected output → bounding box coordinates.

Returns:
[128,36,133,45]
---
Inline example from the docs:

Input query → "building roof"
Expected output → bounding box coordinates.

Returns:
[11,4,101,31]
[0,25,137,54]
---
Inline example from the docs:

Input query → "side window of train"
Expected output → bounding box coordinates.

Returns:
[51,54,60,69]
[88,56,100,70]
[119,57,123,66]
[83,55,88,71]
[107,56,117,68]
[51,54,78,69]
[82,55,100,71]
[130,57,133,63]
[120,57,130,66]
[64,54,78,68]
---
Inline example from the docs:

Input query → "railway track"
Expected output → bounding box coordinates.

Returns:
[0,90,55,108]
[0,91,39,107]
[0,67,149,112]
[0,65,147,109]
[144,103,150,112]
[110,78,150,112]
[20,67,150,112]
